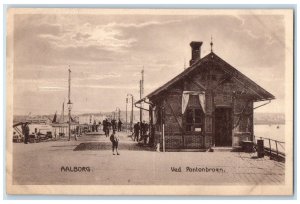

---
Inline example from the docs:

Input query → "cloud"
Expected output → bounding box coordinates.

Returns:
[38,22,137,51]
[72,32,91,41]
[12,14,286,115]
[38,86,67,92]
[73,84,137,90]
[37,19,181,52]
[232,15,284,46]
[106,20,181,28]
[74,72,121,81]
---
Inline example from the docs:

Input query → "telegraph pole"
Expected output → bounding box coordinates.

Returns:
[126,97,128,132]
[139,79,142,124]
[67,67,73,141]
[140,68,144,124]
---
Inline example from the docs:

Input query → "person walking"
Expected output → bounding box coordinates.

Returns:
[98,121,101,132]
[142,121,149,144]
[102,119,107,134]
[118,119,123,132]
[110,130,120,155]
[133,122,140,142]
[106,119,111,137]
[112,119,117,131]
[23,122,30,144]
[139,121,145,142]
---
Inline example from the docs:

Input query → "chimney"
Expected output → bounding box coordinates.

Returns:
[189,41,203,66]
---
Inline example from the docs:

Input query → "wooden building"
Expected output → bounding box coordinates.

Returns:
[136,41,275,150]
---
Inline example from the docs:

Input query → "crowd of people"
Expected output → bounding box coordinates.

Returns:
[101,118,150,144]
[91,120,101,132]
[19,117,151,155]
[102,118,123,137]
[132,121,149,144]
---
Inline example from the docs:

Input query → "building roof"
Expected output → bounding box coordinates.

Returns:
[136,52,275,104]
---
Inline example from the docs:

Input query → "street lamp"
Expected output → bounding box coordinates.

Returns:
[67,99,73,141]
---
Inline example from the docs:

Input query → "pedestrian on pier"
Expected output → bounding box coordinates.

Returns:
[141,121,149,144]
[106,119,111,137]
[133,122,140,142]
[22,122,30,144]
[111,119,117,131]
[110,130,120,155]
[118,119,123,132]
[102,119,107,134]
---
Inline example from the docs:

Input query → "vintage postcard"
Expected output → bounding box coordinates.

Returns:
[6,8,294,195]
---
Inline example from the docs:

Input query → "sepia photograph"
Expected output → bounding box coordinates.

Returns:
[5,8,294,195]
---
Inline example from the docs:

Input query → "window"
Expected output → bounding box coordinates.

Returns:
[185,108,203,132]
[195,109,202,123]
[186,109,193,132]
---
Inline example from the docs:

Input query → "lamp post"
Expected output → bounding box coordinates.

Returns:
[67,100,73,141]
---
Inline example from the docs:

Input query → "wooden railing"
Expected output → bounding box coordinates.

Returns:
[256,136,285,160]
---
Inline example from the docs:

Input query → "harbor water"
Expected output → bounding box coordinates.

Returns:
[254,124,285,142]
[254,124,285,153]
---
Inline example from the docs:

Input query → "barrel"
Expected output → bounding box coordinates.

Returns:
[257,139,265,158]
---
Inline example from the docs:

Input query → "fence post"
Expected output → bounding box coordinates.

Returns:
[268,138,272,160]
[275,140,279,159]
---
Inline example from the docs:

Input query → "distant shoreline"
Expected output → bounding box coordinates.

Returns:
[254,122,285,125]
[13,112,286,125]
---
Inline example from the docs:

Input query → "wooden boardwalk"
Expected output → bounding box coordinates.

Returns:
[12,132,285,185]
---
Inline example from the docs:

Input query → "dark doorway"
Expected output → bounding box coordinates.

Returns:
[215,107,232,146]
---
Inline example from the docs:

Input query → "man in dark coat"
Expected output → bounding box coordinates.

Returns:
[133,122,140,142]
[103,119,107,135]
[117,119,123,132]
[23,122,30,144]
[142,121,149,144]
[106,120,111,137]
[111,119,115,131]
[139,121,145,142]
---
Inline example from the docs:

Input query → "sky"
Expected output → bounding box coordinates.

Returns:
[11,10,288,115]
